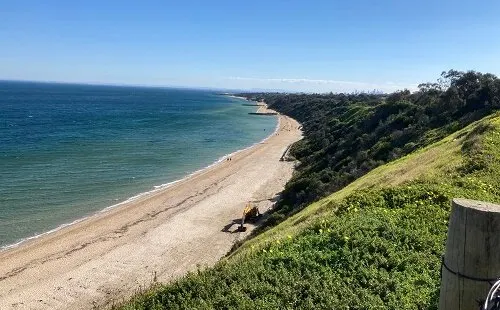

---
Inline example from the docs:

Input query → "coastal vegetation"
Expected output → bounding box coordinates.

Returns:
[243,70,500,225]
[118,70,500,309]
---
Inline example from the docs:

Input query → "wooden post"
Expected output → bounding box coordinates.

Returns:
[439,198,500,310]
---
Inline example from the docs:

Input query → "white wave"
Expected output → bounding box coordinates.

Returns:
[1,217,89,251]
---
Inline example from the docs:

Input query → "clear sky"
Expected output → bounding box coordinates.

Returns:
[2,0,500,92]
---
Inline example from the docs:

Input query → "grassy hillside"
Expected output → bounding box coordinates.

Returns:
[240,70,500,227]
[118,113,500,309]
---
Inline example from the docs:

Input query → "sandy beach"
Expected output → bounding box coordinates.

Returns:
[0,108,302,310]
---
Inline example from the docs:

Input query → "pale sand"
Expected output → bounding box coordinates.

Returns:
[256,103,274,113]
[0,111,302,310]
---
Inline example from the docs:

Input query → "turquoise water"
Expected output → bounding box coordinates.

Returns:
[0,81,277,248]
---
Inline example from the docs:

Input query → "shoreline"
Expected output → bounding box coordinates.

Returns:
[224,94,248,100]
[0,99,279,253]
[0,104,302,310]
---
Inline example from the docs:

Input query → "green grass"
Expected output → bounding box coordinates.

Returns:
[230,113,498,256]
[118,113,500,310]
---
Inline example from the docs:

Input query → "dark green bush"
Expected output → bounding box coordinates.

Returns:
[240,70,499,225]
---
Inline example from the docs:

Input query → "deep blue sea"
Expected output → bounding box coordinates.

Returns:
[0,81,276,249]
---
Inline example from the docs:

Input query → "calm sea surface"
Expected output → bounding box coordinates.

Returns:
[0,81,276,248]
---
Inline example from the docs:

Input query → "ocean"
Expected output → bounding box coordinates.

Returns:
[0,81,277,249]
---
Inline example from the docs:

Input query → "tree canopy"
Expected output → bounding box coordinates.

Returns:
[239,70,500,225]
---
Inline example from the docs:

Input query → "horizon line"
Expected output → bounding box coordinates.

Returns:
[0,78,400,95]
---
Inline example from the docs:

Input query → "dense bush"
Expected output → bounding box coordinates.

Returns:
[240,70,500,223]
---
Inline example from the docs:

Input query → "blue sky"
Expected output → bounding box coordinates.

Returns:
[1,0,500,92]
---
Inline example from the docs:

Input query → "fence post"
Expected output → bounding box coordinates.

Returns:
[439,198,500,310]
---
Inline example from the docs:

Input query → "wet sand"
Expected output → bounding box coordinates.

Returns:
[0,109,302,309]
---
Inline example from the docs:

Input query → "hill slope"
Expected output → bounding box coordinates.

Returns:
[119,113,500,309]
[242,70,500,225]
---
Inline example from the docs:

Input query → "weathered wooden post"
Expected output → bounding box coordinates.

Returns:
[439,198,500,310]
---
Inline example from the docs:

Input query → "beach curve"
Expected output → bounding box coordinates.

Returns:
[0,107,302,310]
